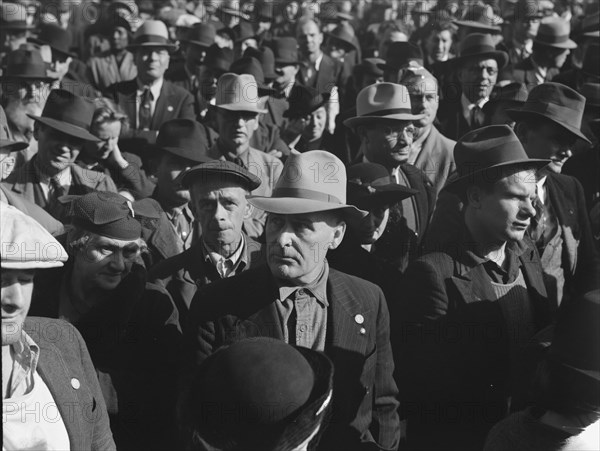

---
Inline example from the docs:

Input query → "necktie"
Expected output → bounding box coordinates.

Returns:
[470,105,482,128]
[139,87,153,130]
[47,176,67,215]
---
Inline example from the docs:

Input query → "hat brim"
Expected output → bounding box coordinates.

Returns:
[28,115,101,142]
[215,104,267,114]
[160,146,212,164]
[506,108,592,144]
[1,23,35,30]
[533,38,578,49]
[0,139,28,152]
[247,196,368,222]
[325,33,357,52]
[344,113,425,128]
[283,99,327,118]
[275,59,303,67]
[452,19,502,31]
[28,37,77,58]
[350,184,418,209]
[183,39,212,48]
[180,164,261,190]
[446,50,509,69]
[127,43,178,51]
[0,74,57,83]
[2,259,65,269]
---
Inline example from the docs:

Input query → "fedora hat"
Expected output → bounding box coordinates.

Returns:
[0,48,56,82]
[215,73,267,114]
[128,20,177,50]
[183,22,216,48]
[344,83,424,129]
[156,119,212,163]
[580,11,600,38]
[534,17,577,49]
[354,57,384,77]
[1,2,34,30]
[201,44,234,74]
[180,160,261,191]
[378,42,424,71]
[248,150,367,221]
[230,56,276,95]
[482,82,529,114]
[284,85,327,118]
[29,23,76,59]
[188,337,334,450]
[448,32,509,69]
[233,21,256,43]
[244,46,277,80]
[511,0,545,21]
[269,37,302,66]
[444,125,550,194]
[325,23,357,52]
[506,82,591,144]
[581,83,600,108]
[453,3,503,32]
[347,163,417,210]
[28,89,100,142]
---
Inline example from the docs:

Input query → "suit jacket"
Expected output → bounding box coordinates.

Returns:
[505,57,560,91]
[413,125,456,196]
[437,96,476,141]
[297,53,343,94]
[188,265,401,451]
[23,317,116,450]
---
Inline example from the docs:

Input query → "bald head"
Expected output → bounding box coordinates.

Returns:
[401,68,439,128]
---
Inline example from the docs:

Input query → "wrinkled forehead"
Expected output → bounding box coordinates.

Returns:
[404,76,438,94]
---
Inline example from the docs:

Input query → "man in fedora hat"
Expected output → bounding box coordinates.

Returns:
[0,2,34,59]
[378,41,424,83]
[482,82,529,127]
[507,82,600,306]
[344,82,436,272]
[106,20,195,155]
[400,125,555,451]
[551,41,599,91]
[5,89,118,221]
[503,0,545,66]
[149,160,265,331]
[206,72,283,239]
[180,337,334,450]
[508,17,577,89]
[187,150,401,451]
[453,3,504,44]
[1,203,116,451]
[437,33,509,140]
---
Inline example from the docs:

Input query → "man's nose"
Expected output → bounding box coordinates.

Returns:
[2,283,24,309]
[523,198,537,218]
[109,250,126,271]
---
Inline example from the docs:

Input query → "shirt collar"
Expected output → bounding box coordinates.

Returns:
[202,234,247,273]
[8,330,40,397]
[461,92,489,112]
[136,77,164,100]
[313,52,324,71]
[277,260,329,307]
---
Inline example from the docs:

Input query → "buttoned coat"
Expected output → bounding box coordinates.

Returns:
[23,317,116,450]
[413,125,456,196]
[297,53,343,94]
[187,265,401,451]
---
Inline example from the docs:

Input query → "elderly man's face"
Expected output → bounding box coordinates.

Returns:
[406,77,439,128]
[458,57,498,103]
[135,47,170,83]
[297,20,323,56]
[1,269,34,346]
[190,179,250,252]
[266,211,345,285]
[216,109,259,153]
[3,79,49,113]
[361,120,416,169]
[35,124,85,174]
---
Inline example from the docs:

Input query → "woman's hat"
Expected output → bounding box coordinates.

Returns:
[248,150,367,221]
[128,20,177,50]
[344,83,424,129]
[28,23,76,59]
[506,82,591,144]
[156,119,211,163]
[284,85,328,118]
[444,125,550,194]
[447,32,509,69]
[215,73,267,114]
[0,48,56,82]
[347,163,417,210]
[534,17,577,49]
[28,89,100,142]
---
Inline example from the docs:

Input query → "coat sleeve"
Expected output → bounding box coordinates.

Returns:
[178,90,196,121]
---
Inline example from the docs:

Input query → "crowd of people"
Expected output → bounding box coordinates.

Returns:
[1,0,599,450]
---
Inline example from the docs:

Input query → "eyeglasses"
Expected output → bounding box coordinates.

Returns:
[465,65,498,76]
[379,124,416,139]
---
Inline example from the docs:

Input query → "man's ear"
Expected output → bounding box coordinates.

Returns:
[328,220,346,250]
[466,185,483,209]
[243,197,253,219]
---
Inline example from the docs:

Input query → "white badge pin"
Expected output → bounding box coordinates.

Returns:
[71,378,80,389]
[354,314,364,325]
[360,327,366,335]
[167,106,174,112]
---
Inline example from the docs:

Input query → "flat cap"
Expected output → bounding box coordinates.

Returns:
[180,160,261,191]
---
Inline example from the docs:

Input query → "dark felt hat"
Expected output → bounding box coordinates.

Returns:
[232,20,256,43]
[256,2,274,20]
[506,82,591,144]
[189,337,334,450]
[354,58,385,77]
[28,89,100,142]
[448,32,509,69]
[97,15,132,36]
[180,160,261,191]
[156,119,212,163]
[444,125,550,194]
[347,163,417,209]
[320,1,353,23]
[284,85,327,118]
[325,23,357,52]
[453,3,503,32]
[534,17,577,49]
[29,23,76,59]
[581,83,600,108]
[183,22,216,48]
[580,11,600,38]
[378,41,424,71]
[1,2,35,30]
[201,44,234,73]
[482,82,529,114]
[269,37,302,65]
[230,56,275,95]
[0,48,56,82]
[244,46,277,80]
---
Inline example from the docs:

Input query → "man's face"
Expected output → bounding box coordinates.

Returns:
[300,106,327,143]
[285,1,300,20]
[514,17,540,41]
[135,47,170,83]
[74,234,141,291]
[190,180,250,252]
[361,120,416,169]
[1,269,34,346]
[355,204,390,245]
[519,122,576,174]
[4,79,49,112]
[198,65,222,100]
[407,77,439,128]
[425,30,453,62]
[156,153,195,206]
[274,64,299,90]
[35,124,85,173]
[297,20,323,56]
[1,30,27,53]
[458,57,498,103]
[48,52,72,82]
[266,211,345,285]
[216,109,259,153]
[110,26,129,51]
[83,120,121,161]
[548,47,570,69]
[470,169,537,244]
[185,44,206,76]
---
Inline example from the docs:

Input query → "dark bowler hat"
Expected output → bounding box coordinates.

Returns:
[444,125,549,194]
[534,17,577,49]
[378,41,423,71]
[0,48,56,82]
[448,32,509,69]
[284,85,328,118]
[347,163,417,210]
[128,20,177,50]
[180,160,261,191]
[506,82,591,144]
[230,56,275,95]
[269,37,302,66]
[188,337,334,450]
[1,2,34,30]
[28,89,99,142]
[63,191,160,241]
[482,82,528,114]
[233,21,256,43]
[453,3,502,32]
[325,23,357,52]
[244,46,277,80]
[29,23,75,59]
[183,22,216,48]
[155,119,212,163]
[201,44,234,73]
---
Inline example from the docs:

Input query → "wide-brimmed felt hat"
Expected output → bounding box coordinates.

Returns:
[482,82,528,114]
[215,73,267,114]
[128,20,177,50]
[444,125,550,194]
[1,203,68,269]
[244,46,277,80]
[284,85,328,118]
[320,1,353,23]
[0,138,28,153]
[180,160,261,191]
[325,23,357,52]
[183,22,216,48]
[378,41,423,71]
[28,89,100,142]
[344,83,424,129]
[506,82,591,144]
[447,32,509,69]
[581,83,600,108]
[156,119,211,163]
[453,3,503,32]
[201,44,234,73]
[534,17,577,49]
[188,337,334,450]
[0,48,56,82]
[29,23,76,59]
[1,2,35,30]
[347,162,417,209]
[269,37,302,66]
[248,150,367,221]
[354,58,384,77]
[233,21,256,43]
[230,56,276,95]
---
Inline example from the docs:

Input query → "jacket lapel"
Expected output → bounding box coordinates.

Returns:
[152,81,171,129]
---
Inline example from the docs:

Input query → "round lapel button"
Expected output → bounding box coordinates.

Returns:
[71,378,80,390]
[355,314,364,325]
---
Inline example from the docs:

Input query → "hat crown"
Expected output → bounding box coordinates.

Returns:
[4,48,47,76]
[458,32,496,57]
[132,19,172,46]
[187,22,216,46]
[355,82,413,118]
[40,89,96,132]
[490,82,529,103]
[216,73,264,112]
[156,118,209,162]
[527,82,586,115]
[244,46,276,78]
[347,162,392,186]
[458,3,502,28]
[270,37,299,64]
[37,23,72,53]
[286,85,327,118]
[230,57,265,84]
[537,16,571,38]
[384,41,424,68]
[203,44,233,71]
